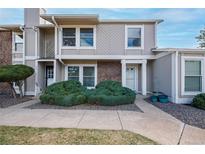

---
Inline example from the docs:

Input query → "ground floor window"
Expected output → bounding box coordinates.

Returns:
[68,66,79,81]
[182,57,204,95]
[83,67,95,87]
[66,65,96,88]
[185,60,202,92]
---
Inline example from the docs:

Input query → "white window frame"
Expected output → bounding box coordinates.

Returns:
[181,56,205,96]
[125,25,144,50]
[60,25,96,50]
[65,64,97,88]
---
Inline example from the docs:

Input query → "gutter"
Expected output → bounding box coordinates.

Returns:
[19,26,25,65]
[51,16,65,65]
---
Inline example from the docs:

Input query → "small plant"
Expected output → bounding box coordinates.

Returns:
[192,93,205,110]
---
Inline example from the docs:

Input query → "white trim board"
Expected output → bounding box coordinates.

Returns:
[176,97,193,104]
[25,91,35,96]
[25,56,37,60]
[57,52,173,60]
[59,55,155,60]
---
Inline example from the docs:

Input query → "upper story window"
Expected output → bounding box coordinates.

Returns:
[125,25,144,49]
[14,34,23,52]
[61,26,96,49]
[80,28,94,47]
[62,28,76,46]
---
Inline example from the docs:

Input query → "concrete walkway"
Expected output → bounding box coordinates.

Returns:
[0,96,205,145]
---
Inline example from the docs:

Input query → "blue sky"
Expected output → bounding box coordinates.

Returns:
[0,8,205,48]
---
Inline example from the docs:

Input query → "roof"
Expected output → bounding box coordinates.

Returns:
[40,14,163,25]
[99,19,163,24]
[0,24,23,33]
[40,14,99,25]
[152,48,205,52]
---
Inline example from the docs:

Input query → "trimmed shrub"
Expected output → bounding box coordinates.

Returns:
[96,80,122,89]
[0,64,34,98]
[192,93,205,110]
[86,80,136,106]
[40,80,136,107]
[40,80,87,106]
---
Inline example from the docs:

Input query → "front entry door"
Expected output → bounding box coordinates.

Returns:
[126,66,137,91]
[46,66,54,86]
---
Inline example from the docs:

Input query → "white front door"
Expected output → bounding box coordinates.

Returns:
[46,66,54,86]
[126,66,137,91]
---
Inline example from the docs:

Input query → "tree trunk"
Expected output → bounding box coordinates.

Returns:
[16,81,23,98]
[9,82,17,99]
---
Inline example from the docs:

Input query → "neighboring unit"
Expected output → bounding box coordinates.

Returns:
[0,8,205,104]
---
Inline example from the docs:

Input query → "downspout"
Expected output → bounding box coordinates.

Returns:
[19,26,25,64]
[52,16,65,65]
[175,51,179,103]
[20,25,25,96]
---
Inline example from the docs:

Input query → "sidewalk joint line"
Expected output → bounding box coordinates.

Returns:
[77,110,86,128]
[177,123,186,145]
[117,111,123,130]
[29,111,52,126]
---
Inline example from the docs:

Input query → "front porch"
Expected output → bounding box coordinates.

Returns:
[35,59,57,96]
[121,59,147,95]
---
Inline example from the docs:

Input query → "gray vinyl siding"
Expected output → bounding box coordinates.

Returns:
[137,61,153,92]
[39,28,55,58]
[96,24,125,55]
[24,9,44,94]
[25,29,36,56]
[38,62,46,91]
[153,54,172,97]
[24,8,46,27]
[61,23,156,56]
[24,60,35,92]
[56,60,63,81]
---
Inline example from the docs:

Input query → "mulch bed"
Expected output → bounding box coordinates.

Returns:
[25,102,143,112]
[145,98,205,129]
[0,94,32,108]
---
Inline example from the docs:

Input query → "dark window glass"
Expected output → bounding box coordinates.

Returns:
[127,28,141,47]
[80,28,94,47]
[63,28,76,46]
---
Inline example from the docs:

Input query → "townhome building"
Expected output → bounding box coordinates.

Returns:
[0,8,205,104]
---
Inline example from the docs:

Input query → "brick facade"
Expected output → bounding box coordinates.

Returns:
[0,31,12,94]
[97,61,121,83]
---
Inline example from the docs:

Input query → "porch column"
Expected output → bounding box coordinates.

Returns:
[121,59,126,86]
[142,60,147,95]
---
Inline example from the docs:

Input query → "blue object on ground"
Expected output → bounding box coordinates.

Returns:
[158,95,169,103]
[150,95,158,103]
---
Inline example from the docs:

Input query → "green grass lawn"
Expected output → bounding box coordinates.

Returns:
[0,126,157,145]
